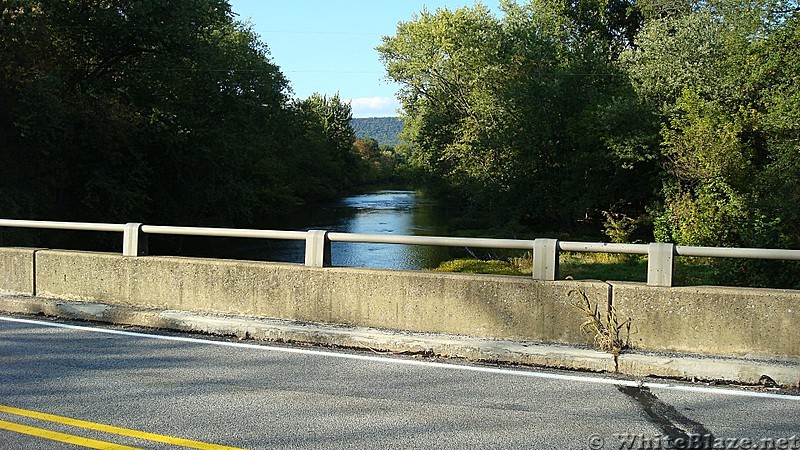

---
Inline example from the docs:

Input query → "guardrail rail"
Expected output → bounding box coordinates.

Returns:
[2,219,800,287]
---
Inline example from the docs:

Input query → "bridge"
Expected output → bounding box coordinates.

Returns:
[1,219,799,387]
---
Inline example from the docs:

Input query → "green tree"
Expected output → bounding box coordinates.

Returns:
[379,5,507,196]
[622,0,800,287]
[378,1,659,230]
[291,93,384,197]
[623,0,800,250]
[0,0,375,243]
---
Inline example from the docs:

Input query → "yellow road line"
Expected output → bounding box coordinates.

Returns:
[0,419,142,449]
[0,404,244,450]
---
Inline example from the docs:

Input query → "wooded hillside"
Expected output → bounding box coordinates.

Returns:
[351,117,404,146]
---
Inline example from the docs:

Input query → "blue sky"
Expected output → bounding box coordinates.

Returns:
[229,1,502,117]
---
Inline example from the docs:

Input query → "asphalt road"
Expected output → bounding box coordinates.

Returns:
[0,315,797,449]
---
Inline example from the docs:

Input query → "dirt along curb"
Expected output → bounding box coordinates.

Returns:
[1,293,798,389]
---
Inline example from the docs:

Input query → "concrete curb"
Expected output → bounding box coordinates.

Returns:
[2,293,798,388]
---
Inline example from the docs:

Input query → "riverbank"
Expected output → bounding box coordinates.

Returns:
[434,253,734,288]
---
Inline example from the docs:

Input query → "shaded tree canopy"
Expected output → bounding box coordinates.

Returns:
[0,0,388,229]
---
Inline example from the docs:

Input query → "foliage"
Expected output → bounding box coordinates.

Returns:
[292,93,360,198]
[352,137,399,183]
[378,0,662,231]
[382,0,800,287]
[624,1,799,244]
[351,117,404,147]
[0,0,387,242]
[602,211,638,243]
[625,0,800,287]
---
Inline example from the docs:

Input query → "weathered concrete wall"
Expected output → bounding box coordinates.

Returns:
[8,249,798,359]
[612,281,800,359]
[0,247,36,295]
[33,250,608,345]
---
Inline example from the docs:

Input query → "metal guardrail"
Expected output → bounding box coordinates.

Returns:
[327,232,534,249]
[139,225,308,240]
[0,219,126,233]
[559,241,648,254]
[2,219,800,287]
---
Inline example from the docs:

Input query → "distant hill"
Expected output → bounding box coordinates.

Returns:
[351,117,404,147]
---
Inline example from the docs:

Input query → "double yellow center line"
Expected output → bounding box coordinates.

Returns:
[0,404,244,449]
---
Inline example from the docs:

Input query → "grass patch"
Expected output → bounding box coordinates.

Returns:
[434,252,721,285]
[434,258,528,276]
[673,257,719,286]
[560,253,646,282]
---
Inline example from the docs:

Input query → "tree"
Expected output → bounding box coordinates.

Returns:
[0,0,378,244]
[291,93,361,196]
[378,5,507,197]
[620,0,800,287]
[623,0,800,250]
[378,1,658,230]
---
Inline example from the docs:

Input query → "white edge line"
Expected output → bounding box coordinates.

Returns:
[2,315,798,401]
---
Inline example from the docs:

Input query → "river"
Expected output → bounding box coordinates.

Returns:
[218,190,465,270]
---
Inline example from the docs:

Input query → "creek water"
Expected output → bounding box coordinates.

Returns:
[219,190,466,270]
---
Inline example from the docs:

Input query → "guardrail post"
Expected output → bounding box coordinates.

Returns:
[305,230,331,267]
[647,242,674,287]
[123,223,148,256]
[532,238,559,281]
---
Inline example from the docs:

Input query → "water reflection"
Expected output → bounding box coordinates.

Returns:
[222,190,460,270]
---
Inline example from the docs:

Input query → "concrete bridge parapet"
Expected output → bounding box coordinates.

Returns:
[2,247,799,373]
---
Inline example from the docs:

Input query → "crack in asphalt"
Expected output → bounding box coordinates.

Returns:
[618,385,716,449]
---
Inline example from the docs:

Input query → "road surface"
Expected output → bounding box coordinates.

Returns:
[0,315,797,449]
